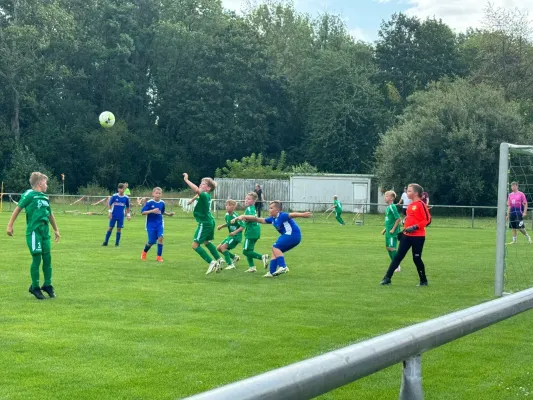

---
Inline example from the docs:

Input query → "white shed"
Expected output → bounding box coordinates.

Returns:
[289,174,374,212]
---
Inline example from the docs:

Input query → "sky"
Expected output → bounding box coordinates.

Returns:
[221,0,533,42]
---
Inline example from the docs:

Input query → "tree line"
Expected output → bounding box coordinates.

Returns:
[1,0,532,205]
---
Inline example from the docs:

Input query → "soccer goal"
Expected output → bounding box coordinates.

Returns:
[496,143,533,296]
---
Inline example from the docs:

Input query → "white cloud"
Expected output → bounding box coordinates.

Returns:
[221,0,245,13]
[349,27,370,41]
[404,0,533,33]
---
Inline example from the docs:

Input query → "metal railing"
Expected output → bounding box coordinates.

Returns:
[185,288,533,400]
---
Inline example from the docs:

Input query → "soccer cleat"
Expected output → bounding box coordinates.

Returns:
[262,254,269,269]
[156,256,164,263]
[232,255,241,263]
[225,264,236,270]
[206,260,218,275]
[263,272,274,278]
[528,237,532,244]
[115,244,120,247]
[102,242,108,246]
[273,266,289,276]
[141,251,147,261]
[245,267,257,273]
[507,241,516,245]
[29,285,45,300]
[41,285,56,298]
[417,281,429,287]
[380,277,392,285]
[395,266,401,273]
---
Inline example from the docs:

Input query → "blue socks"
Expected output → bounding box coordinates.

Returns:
[104,231,111,244]
[115,232,121,245]
[157,244,163,257]
[269,258,279,274]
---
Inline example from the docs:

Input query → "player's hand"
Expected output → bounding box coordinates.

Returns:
[506,215,509,220]
[217,225,223,231]
[54,230,61,242]
[108,214,112,220]
[303,212,312,218]
[7,226,13,236]
[404,225,418,233]
[168,212,175,217]
[389,229,395,234]
[381,229,385,235]
[183,172,189,181]
[153,209,161,214]
[523,212,527,217]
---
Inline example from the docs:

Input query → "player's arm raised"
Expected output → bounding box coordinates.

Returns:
[183,173,201,195]
[289,212,312,219]
[217,223,227,231]
[234,215,267,224]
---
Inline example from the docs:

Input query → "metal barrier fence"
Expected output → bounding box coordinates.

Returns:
[0,193,514,230]
[185,288,533,400]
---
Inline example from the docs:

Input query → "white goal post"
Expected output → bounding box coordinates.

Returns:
[495,143,533,297]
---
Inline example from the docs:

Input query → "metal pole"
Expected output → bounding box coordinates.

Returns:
[399,355,424,400]
[495,143,510,297]
[471,207,475,229]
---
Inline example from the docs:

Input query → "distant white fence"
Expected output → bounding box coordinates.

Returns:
[185,288,533,400]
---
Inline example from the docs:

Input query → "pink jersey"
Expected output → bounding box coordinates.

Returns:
[508,191,527,215]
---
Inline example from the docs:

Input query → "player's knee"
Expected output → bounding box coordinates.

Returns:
[158,237,164,244]
[192,242,199,249]
[386,247,395,252]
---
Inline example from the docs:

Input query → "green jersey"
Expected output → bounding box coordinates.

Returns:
[384,204,400,232]
[244,205,261,239]
[334,199,342,212]
[225,212,245,241]
[18,189,52,235]
[193,192,214,223]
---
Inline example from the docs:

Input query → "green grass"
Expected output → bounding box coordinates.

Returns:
[0,211,532,399]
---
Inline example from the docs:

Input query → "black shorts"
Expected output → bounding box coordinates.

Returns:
[255,202,262,210]
[509,214,525,229]
[402,208,407,216]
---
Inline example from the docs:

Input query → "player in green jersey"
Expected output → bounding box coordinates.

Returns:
[238,192,269,273]
[381,190,401,273]
[183,173,222,275]
[6,172,60,300]
[326,195,345,225]
[216,199,245,270]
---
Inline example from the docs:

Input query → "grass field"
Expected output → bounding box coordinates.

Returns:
[0,210,532,400]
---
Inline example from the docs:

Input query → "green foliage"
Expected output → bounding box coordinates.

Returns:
[77,182,110,196]
[3,145,59,193]
[375,79,533,205]
[215,152,289,179]
[289,162,318,174]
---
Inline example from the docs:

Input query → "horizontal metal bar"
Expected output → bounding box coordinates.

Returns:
[185,288,533,400]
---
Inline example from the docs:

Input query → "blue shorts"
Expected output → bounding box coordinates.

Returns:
[109,217,124,229]
[273,234,301,253]
[147,227,164,244]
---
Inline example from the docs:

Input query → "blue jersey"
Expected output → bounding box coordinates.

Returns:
[264,212,301,236]
[108,194,130,219]
[142,199,166,229]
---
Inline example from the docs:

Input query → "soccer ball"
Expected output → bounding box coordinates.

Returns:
[99,111,115,128]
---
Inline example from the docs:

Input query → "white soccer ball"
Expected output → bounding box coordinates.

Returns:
[99,111,115,128]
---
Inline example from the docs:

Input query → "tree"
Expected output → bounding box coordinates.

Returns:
[375,79,533,205]
[375,13,463,100]
[215,152,289,179]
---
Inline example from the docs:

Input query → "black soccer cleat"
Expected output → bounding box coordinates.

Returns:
[41,285,56,298]
[102,242,108,246]
[29,285,45,300]
[380,277,392,285]
[417,281,429,287]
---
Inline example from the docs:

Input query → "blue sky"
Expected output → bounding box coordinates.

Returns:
[222,0,533,43]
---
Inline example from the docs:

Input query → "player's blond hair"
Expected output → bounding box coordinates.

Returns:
[202,177,216,192]
[333,195,338,199]
[384,190,396,199]
[152,186,162,193]
[270,200,283,210]
[246,192,258,202]
[225,199,237,207]
[29,172,48,187]
[118,183,125,189]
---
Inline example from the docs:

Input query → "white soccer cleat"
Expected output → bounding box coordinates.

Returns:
[395,266,401,273]
[263,272,274,278]
[273,266,289,276]
[232,255,240,263]
[262,254,269,269]
[245,267,257,273]
[206,260,218,275]
[225,264,236,270]
[528,237,532,244]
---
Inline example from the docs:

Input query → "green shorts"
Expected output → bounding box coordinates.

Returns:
[193,222,215,243]
[243,238,259,252]
[220,236,241,250]
[26,223,51,255]
[385,233,398,249]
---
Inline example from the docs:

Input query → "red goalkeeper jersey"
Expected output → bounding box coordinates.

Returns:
[404,200,431,237]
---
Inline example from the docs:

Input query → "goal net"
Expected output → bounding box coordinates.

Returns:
[496,143,533,296]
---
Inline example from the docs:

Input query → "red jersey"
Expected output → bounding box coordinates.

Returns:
[404,200,431,237]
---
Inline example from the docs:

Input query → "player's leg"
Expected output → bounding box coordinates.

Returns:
[509,217,518,244]
[381,235,412,284]
[385,234,400,272]
[156,236,164,262]
[243,238,258,272]
[223,238,240,269]
[103,218,116,246]
[26,229,45,299]
[269,236,300,277]
[141,230,156,260]
[40,226,55,298]
[335,211,345,225]
[411,237,428,286]
[115,219,124,246]
[193,223,218,274]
